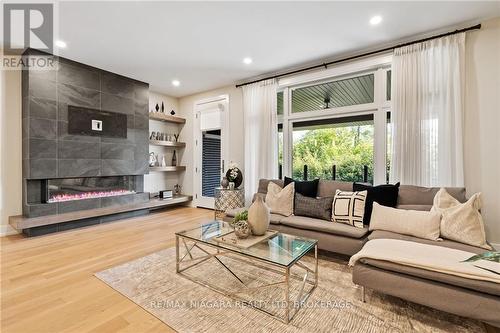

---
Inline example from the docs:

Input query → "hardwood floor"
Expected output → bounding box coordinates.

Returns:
[1,206,214,333]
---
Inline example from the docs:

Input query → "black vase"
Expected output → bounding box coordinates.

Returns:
[226,168,243,189]
[155,103,159,112]
[172,150,177,166]
[161,102,165,113]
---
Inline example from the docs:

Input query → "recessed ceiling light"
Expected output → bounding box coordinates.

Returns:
[172,80,180,87]
[370,16,382,25]
[243,57,253,65]
[55,40,67,48]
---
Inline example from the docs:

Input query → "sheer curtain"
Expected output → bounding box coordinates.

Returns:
[390,33,465,187]
[242,79,278,204]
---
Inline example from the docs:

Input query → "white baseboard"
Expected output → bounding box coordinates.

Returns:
[0,224,20,237]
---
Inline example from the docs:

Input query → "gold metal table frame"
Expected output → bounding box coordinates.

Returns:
[175,234,318,324]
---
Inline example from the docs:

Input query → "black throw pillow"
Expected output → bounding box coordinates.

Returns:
[284,177,319,198]
[353,182,400,225]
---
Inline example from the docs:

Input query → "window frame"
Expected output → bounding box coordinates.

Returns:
[278,54,392,185]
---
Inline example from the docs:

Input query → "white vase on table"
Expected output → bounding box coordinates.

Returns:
[248,195,270,236]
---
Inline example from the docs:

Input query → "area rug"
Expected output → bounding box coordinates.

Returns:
[95,247,485,333]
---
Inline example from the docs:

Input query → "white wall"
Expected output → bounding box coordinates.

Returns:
[145,91,181,194]
[464,17,500,245]
[178,85,244,202]
[0,69,22,236]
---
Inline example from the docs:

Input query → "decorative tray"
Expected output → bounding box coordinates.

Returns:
[215,230,278,249]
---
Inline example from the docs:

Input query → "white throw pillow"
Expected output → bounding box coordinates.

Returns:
[369,202,441,240]
[331,190,367,228]
[265,182,294,217]
[432,188,491,250]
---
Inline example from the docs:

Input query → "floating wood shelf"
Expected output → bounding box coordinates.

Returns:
[9,196,193,230]
[149,140,186,148]
[149,166,186,172]
[149,112,186,124]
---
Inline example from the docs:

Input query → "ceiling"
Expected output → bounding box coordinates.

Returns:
[52,1,500,97]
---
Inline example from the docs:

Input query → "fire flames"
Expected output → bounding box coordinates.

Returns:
[48,189,136,203]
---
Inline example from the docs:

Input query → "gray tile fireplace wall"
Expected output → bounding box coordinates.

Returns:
[22,49,150,218]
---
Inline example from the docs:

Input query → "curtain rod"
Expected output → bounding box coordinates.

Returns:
[235,23,481,88]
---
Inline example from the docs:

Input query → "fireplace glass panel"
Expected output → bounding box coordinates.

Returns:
[45,176,136,203]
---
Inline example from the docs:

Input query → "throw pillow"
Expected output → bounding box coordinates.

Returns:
[331,190,367,228]
[370,202,441,240]
[294,193,333,221]
[265,182,294,217]
[432,188,491,250]
[284,177,319,198]
[353,182,400,225]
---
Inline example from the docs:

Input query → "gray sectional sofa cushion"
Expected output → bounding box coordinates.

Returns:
[270,223,367,256]
[352,263,500,328]
[280,215,369,238]
[359,258,500,297]
[396,184,466,210]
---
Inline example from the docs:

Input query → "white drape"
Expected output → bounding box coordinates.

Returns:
[390,33,465,187]
[243,79,278,204]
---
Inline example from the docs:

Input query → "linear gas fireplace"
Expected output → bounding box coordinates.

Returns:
[42,176,137,203]
[24,175,148,218]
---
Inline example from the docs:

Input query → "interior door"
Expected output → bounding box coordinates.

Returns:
[194,96,229,209]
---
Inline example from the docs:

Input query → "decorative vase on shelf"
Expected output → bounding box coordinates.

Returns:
[170,110,176,115]
[161,102,165,113]
[155,103,159,112]
[161,155,166,167]
[220,176,229,189]
[171,150,177,166]
[149,152,156,167]
[248,196,270,236]
[228,182,235,190]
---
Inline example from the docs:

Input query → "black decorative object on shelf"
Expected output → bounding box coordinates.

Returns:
[155,103,159,112]
[170,110,175,115]
[161,102,165,113]
[172,150,177,166]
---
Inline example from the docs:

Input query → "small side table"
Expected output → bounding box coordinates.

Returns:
[214,187,245,220]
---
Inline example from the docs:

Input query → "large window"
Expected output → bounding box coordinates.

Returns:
[276,60,392,185]
[292,115,374,182]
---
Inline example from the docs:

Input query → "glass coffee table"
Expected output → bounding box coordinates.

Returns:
[175,221,318,323]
